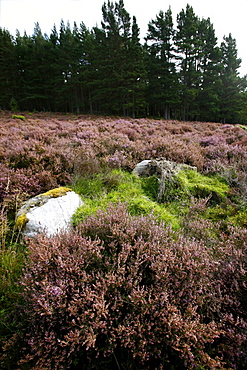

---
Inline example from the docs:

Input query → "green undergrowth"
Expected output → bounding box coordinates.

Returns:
[172,170,230,203]
[206,203,247,227]
[73,169,180,229]
[0,242,26,342]
[72,168,231,231]
[238,124,247,131]
[11,114,25,121]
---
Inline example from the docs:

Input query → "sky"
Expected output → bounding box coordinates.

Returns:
[1,0,247,76]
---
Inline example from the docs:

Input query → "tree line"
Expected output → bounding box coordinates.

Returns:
[1,1,247,123]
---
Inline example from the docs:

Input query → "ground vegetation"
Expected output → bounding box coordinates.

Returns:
[0,112,246,369]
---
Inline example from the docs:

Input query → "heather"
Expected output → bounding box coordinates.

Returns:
[0,111,247,369]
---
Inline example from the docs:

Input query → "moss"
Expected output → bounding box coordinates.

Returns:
[127,196,180,229]
[140,175,159,201]
[12,114,25,121]
[238,124,247,131]
[205,204,236,222]
[73,199,106,224]
[73,177,105,198]
[41,187,71,198]
[73,168,232,231]
[230,209,247,227]
[73,170,180,230]
[16,213,29,230]
[175,170,230,204]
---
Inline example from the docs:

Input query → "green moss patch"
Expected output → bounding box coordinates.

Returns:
[175,170,230,203]
[238,124,247,131]
[230,209,247,227]
[12,114,25,121]
[73,168,231,231]
[73,170,180,230]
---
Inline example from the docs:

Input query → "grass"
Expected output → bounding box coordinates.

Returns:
[73,169,180,229]
[0,241,26,343]
[72,168,231,231]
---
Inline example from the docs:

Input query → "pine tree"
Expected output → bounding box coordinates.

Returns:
[14,30,34,111]
[1,1,245,121]
[45,24,62,111]
[14,24,55,111]
[145,7,179,118]
[74,22,94,113]
[196,18,222,121]
[219,33,242,123]
[175,4,201,120]
[86,0,145,116]
[121,16,147,117]
[29,23,51,111]
[103,0,132,114]
[0,28,18,110]
[56,20,77,112]
[238,75,247,123]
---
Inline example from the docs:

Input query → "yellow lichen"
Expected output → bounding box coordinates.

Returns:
[41,187,71,198]
[16,213,29,230]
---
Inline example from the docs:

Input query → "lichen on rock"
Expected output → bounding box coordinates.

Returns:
[16,213,29,230]
[41,187,71,198]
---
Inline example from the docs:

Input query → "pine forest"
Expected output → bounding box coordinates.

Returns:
[1,0,247,123]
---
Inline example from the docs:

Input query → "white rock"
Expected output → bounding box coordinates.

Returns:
[17,190,83,237]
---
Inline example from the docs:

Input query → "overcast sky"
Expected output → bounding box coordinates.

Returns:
[1,0,247,76]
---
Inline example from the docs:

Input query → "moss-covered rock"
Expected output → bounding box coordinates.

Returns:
[133,159,229,204]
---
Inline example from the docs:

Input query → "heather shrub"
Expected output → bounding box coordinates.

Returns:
[2,204,246,369]
[181,196,246,244]
[73,156,103,180]
[202,141,247,187]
